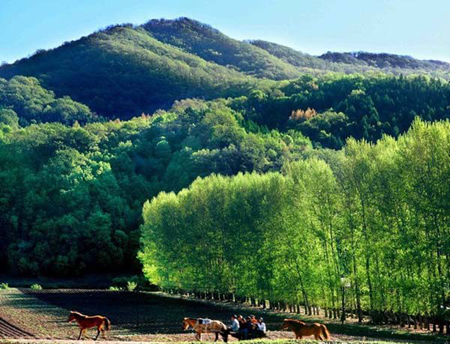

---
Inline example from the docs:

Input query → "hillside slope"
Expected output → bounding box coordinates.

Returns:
[319,51,450,72]
[142,18,302,80]
[0,25,259,119]
[252,40,450,77]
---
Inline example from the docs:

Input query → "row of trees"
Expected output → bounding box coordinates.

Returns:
[140,118,450,321]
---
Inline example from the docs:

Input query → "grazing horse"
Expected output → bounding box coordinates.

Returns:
[68,311,111,340]
[280,318,330,340]
[182,317,228,342]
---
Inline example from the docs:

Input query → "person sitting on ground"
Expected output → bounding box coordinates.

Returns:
[250,315,258,325]
[238,315,249,339]
[246,316,255,337]
[257,317,266,334]
[230,314,240,333]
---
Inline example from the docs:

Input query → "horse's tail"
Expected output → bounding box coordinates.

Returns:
[103,317,111,331]
[320,324,330,340]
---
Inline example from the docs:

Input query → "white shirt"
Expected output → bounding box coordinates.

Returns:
[257,322,266,332]
[231,318,240,331]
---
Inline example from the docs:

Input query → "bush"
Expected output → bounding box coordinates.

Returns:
[127,281,137,292]
[111,275,148,289]
[108,286,121,291]
[30,284,43,290]
[0,283,10,290]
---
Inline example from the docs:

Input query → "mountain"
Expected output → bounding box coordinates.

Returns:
[251,40,450,76]
[319,51,450,72]
[142,18,302,80]
[1,17,449,122]
[0,24,259,119]
[249,39,335,70]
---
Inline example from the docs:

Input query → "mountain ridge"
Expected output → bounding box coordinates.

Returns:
[1,16,449,121]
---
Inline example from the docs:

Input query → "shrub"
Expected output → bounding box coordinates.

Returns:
[30,284,43,290]
[108,286,121,291]
[0,283,10,290]
[127,281,137,292]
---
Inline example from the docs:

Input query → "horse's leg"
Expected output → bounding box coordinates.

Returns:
[95,328,101,341]
[78,329,83,340]
[215,332,219,342]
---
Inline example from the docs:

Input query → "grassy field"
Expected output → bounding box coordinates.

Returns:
[0,289,447,343]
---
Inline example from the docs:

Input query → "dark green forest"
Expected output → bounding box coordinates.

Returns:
[1,16,450,323]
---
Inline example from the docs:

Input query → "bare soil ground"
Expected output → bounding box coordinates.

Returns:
[0,289,444,343]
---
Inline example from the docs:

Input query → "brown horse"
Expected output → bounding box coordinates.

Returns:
[68,311,111,340]
[280,318,330,340]
[182,317,228,342]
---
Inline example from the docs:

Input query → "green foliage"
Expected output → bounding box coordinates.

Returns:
[230,74,450,148]
[30,284,42,290]
[320,51,450,73]
[127,281,137,291]
[140,118,450,317]
[0,76,95,125]
[0,283,10,290]
[0,25,260,119]
[0,76,95,126]
[2,17,449,123]
[108,286,121,291]
[143,18,302,80]
[0,99,310,276]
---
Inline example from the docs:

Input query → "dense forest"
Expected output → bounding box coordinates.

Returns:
[140,119,450,320]
[0,95,310,275]
[1,16,450,324]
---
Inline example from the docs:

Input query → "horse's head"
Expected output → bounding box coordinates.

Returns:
[182,317,191,331]
[67,311,77,323]
[280,321,290,330]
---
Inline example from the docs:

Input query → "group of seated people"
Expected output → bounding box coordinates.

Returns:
[230,314,266,339]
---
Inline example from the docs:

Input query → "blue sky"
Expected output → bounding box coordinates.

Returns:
[1,0,450,63]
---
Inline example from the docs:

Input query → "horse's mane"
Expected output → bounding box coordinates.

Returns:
[283,318,306,328]
[70,311,86,318]
[284,318,305,323]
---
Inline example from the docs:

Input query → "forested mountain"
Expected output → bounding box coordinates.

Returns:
[251,40,450,78]
[1,16,450,284]
[320,51,450,71]
[142,18,302,80]
[0,24,261,119]
[1,17,449,123]
[249,39,373,73]
[2,16,450,321]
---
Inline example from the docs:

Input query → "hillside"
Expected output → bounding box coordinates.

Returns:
[142,18,302,80]
[320,51,450,72]
[252,40,450,77]
[0,75,95,126]
[1,17,450,122]
[0,24,260,119]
